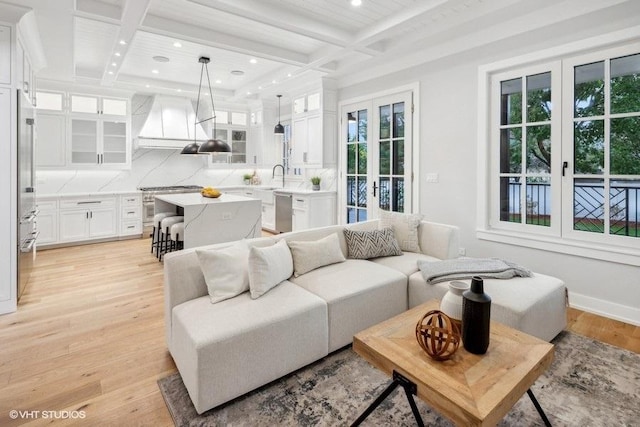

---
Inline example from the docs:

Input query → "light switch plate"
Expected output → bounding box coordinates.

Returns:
[425,173,439,183]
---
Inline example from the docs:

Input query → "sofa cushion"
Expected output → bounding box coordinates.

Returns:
[290,259,408,351]
[248,239,293,299]
[370,251,440,277]
[408,271,567,341]
[171,281,328,413]
[287,233,346,277]
[196,241,250,304]
[379,210,423,253]
[343,227,402,259]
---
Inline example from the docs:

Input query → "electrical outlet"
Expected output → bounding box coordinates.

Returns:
[458,247,466,256]
[425,173,439,183]
[222,212,232,220]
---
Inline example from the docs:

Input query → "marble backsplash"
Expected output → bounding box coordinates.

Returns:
[36,148,337,195]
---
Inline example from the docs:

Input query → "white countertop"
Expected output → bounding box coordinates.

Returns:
[155,192,258,207]
[273,189,336,195]
[38,190,142,199]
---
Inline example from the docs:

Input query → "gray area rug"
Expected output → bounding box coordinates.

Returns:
[158,331,640,426]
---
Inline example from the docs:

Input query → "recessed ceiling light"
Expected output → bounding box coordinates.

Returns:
[153,56,170,63]
[152,69,159,74]
[249,58,257,64]
[246,91,251,95]
[115,52,121,57]
[351,0,362,5]
[272,80,276,84]
[177,89,182,92]
[119,40,126,45]
[173,42,182,48]
[258,86,262,89]
[215,79,222,84]
[230,70,244,76]
[145,84,150,88]
[111,62,117,66]
[287,73,292,77]
[108,71,113,75]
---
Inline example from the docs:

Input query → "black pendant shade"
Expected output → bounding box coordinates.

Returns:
[181,56,231,154]
[274,94,284,135]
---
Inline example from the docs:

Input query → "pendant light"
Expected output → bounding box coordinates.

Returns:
[274,94,284,135]
[181,56,231,154]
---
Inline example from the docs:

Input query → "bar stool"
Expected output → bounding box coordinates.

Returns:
[169,222,185,253]
[158,216,184,261]
[151,212,177,255]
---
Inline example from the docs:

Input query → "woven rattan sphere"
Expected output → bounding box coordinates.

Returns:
[415,310,461,361]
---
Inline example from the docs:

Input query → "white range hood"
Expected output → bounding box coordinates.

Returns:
[137,95,209,148]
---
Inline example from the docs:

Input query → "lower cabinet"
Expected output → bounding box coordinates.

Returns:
[35,198,58,245]
[262,202,275,231]
[291,192,336,231]
[59,205,117,242]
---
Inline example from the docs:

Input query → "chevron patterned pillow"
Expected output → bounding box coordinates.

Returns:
[343,227,403,259]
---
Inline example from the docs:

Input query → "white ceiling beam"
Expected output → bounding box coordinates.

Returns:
[101,0,153,85]
[140,14,335,73]
[75,0,121,22]
[186,0,353,47]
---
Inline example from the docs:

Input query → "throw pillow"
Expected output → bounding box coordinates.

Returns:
[343,227,403,259]
[287,233,346,277]
[379,209,423,253]
[248,239,294,299]
[196,241,250,304]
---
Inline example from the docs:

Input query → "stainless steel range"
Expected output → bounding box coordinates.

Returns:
[139,185,202,229]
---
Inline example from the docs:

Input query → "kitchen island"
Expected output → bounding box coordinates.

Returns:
[154,193,261,249]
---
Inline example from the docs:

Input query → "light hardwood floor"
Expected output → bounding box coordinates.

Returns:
[1,238,638,426]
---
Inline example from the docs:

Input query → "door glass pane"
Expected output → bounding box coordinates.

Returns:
[36,92,63,111]
[526,125,551,174]
[358,110,367,141]
[392,178,404,212]
[231,112,246,125]
[379,105,390,139]
[347,112,357,142]
[500,78,522,125]
[574,120,604,174]
[379,177,390,211]
[610,53,640,114]
[357,209,367,222]
[347,144,356,174]
[610,117,640,175]
[500,128,522,173]
[357,177,367,208]
[293,97,305,114]
[526,177,550,226]
[347,177,355,206]
[102,121,126,163]
[574,61,604,118]
[610,179,640,238]
[347,207,356,224]
[379,141,390,174]
[71,95,98,114]
[500,177,521,223]
[574,178,604,233]
[71,119,97,163]
[393,102,404,137]
[358,143,367,174]
[214,129,227,141]
[526,72,551,123]
[216,111,229,124]
[393,139,404,175]
[102,98,127,116]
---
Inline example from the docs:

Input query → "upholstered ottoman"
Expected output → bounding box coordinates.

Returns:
[170,281,328,414]
[408,272,567,342]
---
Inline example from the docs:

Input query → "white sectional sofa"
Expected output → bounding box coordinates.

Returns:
[164,219,567,414]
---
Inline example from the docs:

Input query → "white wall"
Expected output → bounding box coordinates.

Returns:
[338,28,640,325]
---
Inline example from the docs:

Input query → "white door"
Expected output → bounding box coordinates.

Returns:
[342,91,413,223]
[59,210,90,241]
[89,207,117,238]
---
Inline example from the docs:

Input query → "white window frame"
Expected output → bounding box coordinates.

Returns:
[477,26,640,267]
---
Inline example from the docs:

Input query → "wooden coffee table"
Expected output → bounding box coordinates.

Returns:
[352,300,554,426]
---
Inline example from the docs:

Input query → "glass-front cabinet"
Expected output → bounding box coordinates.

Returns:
[208,111,250,166]
[70,118,128,166]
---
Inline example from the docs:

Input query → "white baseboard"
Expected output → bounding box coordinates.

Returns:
[569,291,640,327]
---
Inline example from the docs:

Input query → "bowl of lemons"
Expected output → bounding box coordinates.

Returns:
[201,187,221,198]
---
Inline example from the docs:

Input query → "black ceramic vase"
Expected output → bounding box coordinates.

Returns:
[462,276,491,354]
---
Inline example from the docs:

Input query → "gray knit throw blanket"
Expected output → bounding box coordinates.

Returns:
[418,257,532,285]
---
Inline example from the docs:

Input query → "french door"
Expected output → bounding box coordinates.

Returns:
[342,91,413,223]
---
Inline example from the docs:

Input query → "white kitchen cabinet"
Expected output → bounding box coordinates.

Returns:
[120,193,142,236]
[70,117,129,167]
[35,198,58,245]
[262,203,275,231]
[59,197,117,242]
[290,86,337,168]
[36,113,66,167]
[0,25,10,85]
[290,192,336,231]
[70,94,127,117]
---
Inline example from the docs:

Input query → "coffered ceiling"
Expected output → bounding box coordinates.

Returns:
[10,0,640,100]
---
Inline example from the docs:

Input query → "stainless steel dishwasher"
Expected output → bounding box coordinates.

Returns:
[275,193,292,233]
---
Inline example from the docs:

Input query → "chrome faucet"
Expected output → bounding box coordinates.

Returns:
[272,164,285,188]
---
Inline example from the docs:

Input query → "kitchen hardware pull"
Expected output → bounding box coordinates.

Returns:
[20,237,37,253]
[97,154,100,164]
[127,211,135,214]
[296,199,304,202]
[77,201,102,205]
[127,226,135,229]
[90,211,93,219]
[86,212,89,219]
